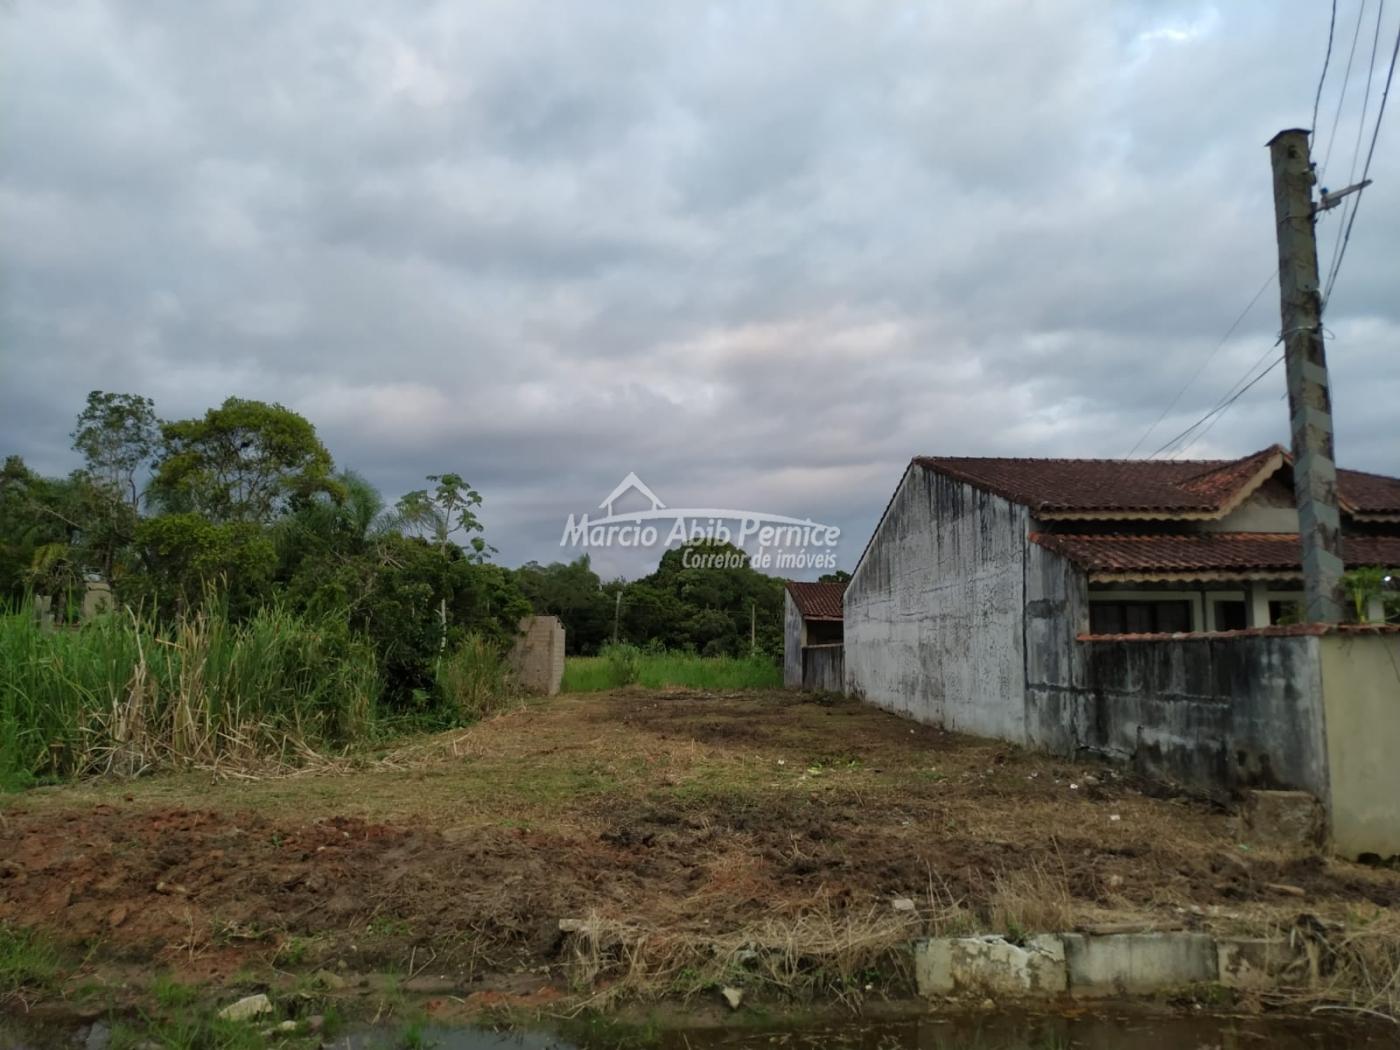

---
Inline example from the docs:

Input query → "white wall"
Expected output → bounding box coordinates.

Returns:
[845,466,1029,742]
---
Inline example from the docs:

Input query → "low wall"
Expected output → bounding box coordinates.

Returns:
[1027,632,1330,802]
[1319,633,1400,860]
[801,644,844,692]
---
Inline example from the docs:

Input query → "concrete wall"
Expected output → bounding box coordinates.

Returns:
[508,615,566,696]
[1319,633,1400,859]
[1057,635,1330,800]
[801,644,845,692]
[845,467,1028,742]
[783,591,804,689]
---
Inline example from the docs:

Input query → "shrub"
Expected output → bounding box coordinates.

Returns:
[601,642,642,687]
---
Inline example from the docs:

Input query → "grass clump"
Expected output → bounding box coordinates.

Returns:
[562,649,781,692]
[435,632,514,721]
[986,860,1074,939]
[0,924,62,998]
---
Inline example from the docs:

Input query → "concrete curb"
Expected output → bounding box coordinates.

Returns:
[914,932,1290,1000]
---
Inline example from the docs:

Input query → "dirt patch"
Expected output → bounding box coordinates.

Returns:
[2,690,1397,994]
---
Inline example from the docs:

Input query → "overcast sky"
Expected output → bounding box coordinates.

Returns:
[3,1,1397,578]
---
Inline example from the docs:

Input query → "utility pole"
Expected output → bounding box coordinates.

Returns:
[612,588,622,644]
[1267,129,1346,623]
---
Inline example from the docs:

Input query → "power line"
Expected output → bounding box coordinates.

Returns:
[1147,343,1283,460]
[1323,0,1370,176]
[1122,269,1277,459]
[1314,0,1339,137]
[1323,0,1386,296]
[1324,10,1400,305]
[1180,356,1288,455]
[1150,351,1287,461]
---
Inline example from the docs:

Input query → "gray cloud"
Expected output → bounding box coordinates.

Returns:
[3,0,1397,579]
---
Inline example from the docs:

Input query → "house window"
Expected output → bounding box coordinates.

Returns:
[1089,600,1193,635]
[1213,600,1248,631]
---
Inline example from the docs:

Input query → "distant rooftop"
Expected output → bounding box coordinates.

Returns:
[784,579,845,621]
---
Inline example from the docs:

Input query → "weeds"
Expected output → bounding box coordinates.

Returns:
[986,860,1074,937]
[0,601,378,783]
[603,642,642,686]
[435,633,514,721]
[563,901,917,1008]
[0,924,61,998]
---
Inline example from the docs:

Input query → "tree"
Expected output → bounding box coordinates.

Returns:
[515,555,614,653]
[129,512,275,616]
[152,398,338,523]
[71,391,159,510]
[395,473,492,561]
[819,569,852,584]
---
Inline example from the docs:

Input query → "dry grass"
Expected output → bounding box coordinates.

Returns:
[986,857,1076,936]
[4,689,1398,1016]
[563,899,921,1008]
[1256,908,1400,1023]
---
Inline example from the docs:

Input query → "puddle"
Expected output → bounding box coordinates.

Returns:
[328,1011,1397,1050]
[5,1009,1397,1050]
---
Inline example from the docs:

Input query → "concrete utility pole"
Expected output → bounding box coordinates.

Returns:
[1267,129,1346,623]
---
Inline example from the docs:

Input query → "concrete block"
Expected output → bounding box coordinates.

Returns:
[1063,932,1217,996]
[1216,937,1293,990]
[1241,790,1326,852]
[914,935,1067,997]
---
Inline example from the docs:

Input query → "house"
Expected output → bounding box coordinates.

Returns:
[782,579,845,691]
[842,445,1400,858]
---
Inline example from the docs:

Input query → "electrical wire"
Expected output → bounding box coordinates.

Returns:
[1122,269,1277,459]
[1323,0,1370,177]
[1323,10,1400,306]
[1314,0,1339,137]
[1181,356,1288,455]
[1147,345,1284,460]
[1153,354,1282,459]
[1323,0,1386,297]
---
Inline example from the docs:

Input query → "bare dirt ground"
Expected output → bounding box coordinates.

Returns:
[2,689,1397,1008]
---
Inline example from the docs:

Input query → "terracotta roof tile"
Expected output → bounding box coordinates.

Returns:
[1337,468,1400,514]
[1031,532,1400,575]
[914,445,1399,517]
[784,580,845,620]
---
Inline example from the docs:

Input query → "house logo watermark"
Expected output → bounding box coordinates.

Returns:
[561,472,841,570]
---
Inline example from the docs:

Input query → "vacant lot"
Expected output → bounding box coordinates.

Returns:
[2,688,1397,1011]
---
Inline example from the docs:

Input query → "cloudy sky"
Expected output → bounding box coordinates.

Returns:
[3,1,1397,577]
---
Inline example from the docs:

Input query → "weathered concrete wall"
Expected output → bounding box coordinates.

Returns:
[1023,539,1090,755]
[1319,633,1400,859]
[783,591,804,689]
[801,644,844,692]
[508,615,566,696]
[845,467,1028,742]
[1051,635,1330,800]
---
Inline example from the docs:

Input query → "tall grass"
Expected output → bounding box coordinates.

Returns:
[435,633,515,721]
[0,602,377,785]
[561,648,781,693]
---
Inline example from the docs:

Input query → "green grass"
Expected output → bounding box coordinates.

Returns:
[0,924,62,997]
[562,650,781,692]
[0,601,379,785]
